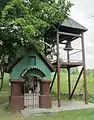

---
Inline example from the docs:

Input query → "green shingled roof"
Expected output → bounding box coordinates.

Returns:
[61,17,87,31]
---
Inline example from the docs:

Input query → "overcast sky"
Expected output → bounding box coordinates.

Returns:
[70,0,94,69]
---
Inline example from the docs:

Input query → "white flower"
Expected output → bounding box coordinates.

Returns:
[24,0,29,3]
[0,40,3,45]
[1,27,6,30]
[13,25,18,30]
[13,43,17,47]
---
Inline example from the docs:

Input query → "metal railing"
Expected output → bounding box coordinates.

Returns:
[51,48,83,63]
[24,93,39,109]
[68,49,82,63]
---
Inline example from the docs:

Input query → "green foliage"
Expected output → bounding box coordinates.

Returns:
[0,0,72,58]
[0,0,72,89]
[71,68,79,75]
[61,68,67,73]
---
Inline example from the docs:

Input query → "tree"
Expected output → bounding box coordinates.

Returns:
[0,0,72,89]
[71,68,79,75]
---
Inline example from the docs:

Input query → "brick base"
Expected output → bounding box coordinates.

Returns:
[39,95,52,108]
[11,96,24,112]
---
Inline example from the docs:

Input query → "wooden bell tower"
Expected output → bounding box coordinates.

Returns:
[45,18,88,107]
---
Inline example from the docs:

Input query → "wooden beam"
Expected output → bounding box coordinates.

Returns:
[58,31,82,37]
[67,68,71,99]
[81,33,88,104]
[56,29,61,107]
[70,67,83,100]
[50,70,57,92]
[67,51,71,99]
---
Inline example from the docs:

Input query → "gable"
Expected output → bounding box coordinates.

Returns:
[10,50,54,79]
[27,50,54,72]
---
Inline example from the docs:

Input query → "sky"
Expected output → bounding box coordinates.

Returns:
[70,0,94,69]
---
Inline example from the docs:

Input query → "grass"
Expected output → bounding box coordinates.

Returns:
[0,107,94,120]
[51,72,94,95]
[0,73,10,106]
[52,72,84,94]
[51,72,94,103]
[1,73,10,92]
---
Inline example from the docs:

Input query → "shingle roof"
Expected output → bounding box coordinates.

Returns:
[61,17,87,31]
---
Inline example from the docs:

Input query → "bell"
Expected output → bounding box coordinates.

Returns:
[64,41,73,51]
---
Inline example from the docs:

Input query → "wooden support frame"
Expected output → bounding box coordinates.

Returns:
[81,33,88,104]
[67,67,71,99]
[50,70,57,92]
[51,29,87,106]
[67,51,71,99]
[56,29,61,107]
[58,31,82,37]
[70,67,83,100]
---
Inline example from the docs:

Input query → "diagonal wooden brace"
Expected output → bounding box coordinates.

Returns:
[50,69,57,92]
[70,67,84,100]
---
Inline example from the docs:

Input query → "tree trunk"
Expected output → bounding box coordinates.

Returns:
[0,74,4,90]
[0,55,5,90]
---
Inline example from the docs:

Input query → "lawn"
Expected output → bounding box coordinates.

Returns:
[0,73,10,105]
[0,107,94,120]
[51,72,94,95]
[51,72,81,94]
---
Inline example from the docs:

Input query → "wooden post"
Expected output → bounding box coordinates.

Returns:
[67,51,71,99]
[67,67,71,99]
[56,29,61,107]
[81,33,88,104]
